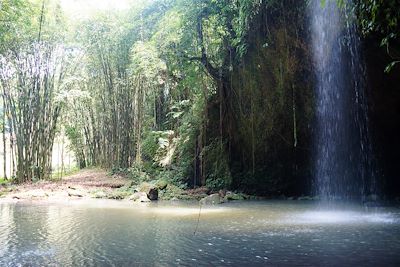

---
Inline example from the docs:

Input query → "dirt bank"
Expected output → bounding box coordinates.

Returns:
[0,169,129,202]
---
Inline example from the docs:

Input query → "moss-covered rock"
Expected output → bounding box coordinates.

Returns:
[200,193,223,205]
[155,179,168,190]
[136,182,158,200]
[137,182,154,193]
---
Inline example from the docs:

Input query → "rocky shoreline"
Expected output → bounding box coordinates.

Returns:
[0,169,251,204]
[1,169,347,205]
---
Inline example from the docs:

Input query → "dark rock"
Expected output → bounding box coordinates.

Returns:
[148,188,158,200]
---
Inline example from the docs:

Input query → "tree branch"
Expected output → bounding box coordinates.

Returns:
[196,14,221,82]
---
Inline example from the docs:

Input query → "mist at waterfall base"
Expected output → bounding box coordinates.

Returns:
[311,0,376,201]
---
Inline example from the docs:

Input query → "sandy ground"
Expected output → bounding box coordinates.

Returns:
[0,169,130,202]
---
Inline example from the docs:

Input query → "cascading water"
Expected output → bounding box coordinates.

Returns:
[310,0,376,201]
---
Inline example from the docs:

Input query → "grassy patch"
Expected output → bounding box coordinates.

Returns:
[0,178,11,185]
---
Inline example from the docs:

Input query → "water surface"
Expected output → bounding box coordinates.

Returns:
[1,200,400,266]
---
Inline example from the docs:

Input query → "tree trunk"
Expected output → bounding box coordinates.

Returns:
[2,101,7,180]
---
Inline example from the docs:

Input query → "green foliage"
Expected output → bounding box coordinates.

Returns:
[0,0,35,50]
[159,182,185,200]
[130,41,166,78]
[142,133,160,161]
[355,0,400,71]
[204,140,232,190]
[65,126,86,168]
[356,0,399,37]
[0,0,67,51]
[128,166,151,183]
[0,178,10,185]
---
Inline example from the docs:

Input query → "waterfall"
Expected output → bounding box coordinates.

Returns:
[310,0,376,200]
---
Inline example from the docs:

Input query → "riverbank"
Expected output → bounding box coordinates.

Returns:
[0,169,248,203]
[0,169,127,202]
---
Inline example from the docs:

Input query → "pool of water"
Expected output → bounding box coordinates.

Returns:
[1,200,400,266]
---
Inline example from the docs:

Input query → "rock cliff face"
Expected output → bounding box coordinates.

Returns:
[205,1,314,196]
[364,38,400,197]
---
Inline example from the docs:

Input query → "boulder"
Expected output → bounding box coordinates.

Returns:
[130,192,151,202]
[148,188,158,200]
[129,192,143,201]
[200,193,223,205]
[138,182,158,201]
[139,194,151,202]
[156,180,168,190]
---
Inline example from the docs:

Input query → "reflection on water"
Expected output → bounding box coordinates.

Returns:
[1,200,400,266]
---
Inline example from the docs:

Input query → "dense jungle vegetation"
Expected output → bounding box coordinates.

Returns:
[0,0,399,196]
